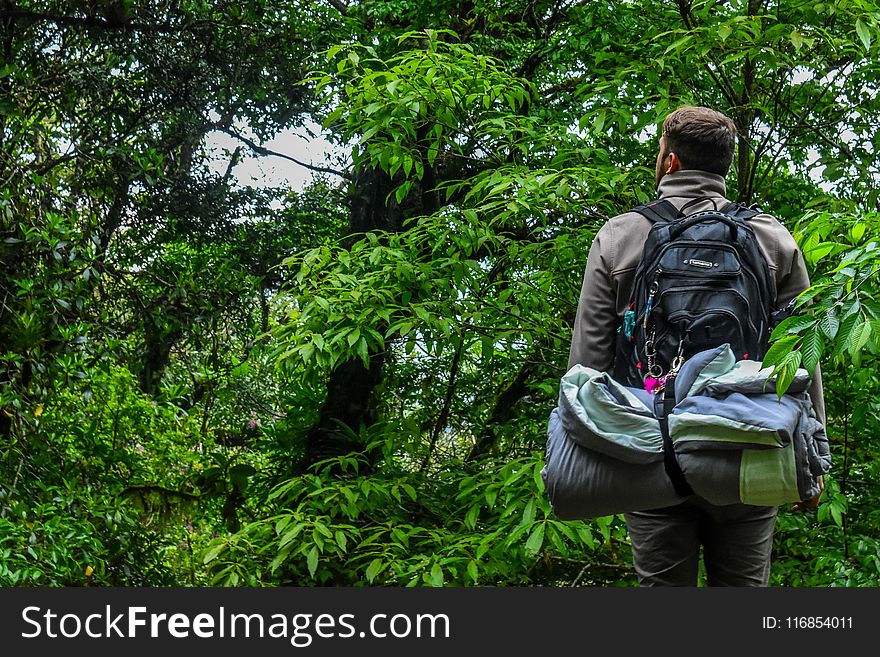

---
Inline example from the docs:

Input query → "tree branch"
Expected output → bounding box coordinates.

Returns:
[0,7,210,33]
[675,0,740,108]
[326,0,349,15]
[217,126,353,181]
[421,335,465,472]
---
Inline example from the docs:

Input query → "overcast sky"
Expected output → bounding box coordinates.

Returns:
[204,119,346,190]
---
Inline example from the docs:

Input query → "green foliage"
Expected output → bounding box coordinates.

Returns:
[762,210,880,387]
[0,482,180,587]
[0,363,221,586]
[274,208,581,374]
[3,0,880,589]
[204,445,630,587]
[763,208,880,586]
[317,31,537,197]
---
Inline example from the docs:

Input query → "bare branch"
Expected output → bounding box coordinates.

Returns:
[326,0,349,14]
[675,0,740,107]
[217,126,353,181]
[0,7,211,34]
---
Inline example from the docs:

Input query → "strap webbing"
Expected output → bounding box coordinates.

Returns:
[632,199,681,224]
[654,382,694,498]
[720,201,760,221]
[635,199,762,224]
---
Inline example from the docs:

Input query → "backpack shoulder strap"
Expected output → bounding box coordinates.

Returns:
[631,199,681,224]
[720,201,761,221]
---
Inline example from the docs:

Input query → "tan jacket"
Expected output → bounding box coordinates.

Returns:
[567,170,825,425]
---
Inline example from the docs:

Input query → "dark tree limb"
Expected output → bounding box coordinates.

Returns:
[216,126,353,181]
[326,0,349,15]
[421,336,466,471]
[301,352,386,471]
[0,7,210,33]
[468,359,538,461]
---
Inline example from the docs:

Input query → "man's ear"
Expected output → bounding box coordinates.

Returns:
[665,151,682,174]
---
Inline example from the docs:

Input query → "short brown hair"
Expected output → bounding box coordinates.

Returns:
[662,106,737,176]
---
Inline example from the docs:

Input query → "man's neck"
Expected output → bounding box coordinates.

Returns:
[656,170,727,199]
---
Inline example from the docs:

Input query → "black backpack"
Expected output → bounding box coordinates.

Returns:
[613,199,774,389]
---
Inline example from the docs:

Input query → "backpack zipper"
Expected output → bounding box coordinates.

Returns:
[652,284,760,339]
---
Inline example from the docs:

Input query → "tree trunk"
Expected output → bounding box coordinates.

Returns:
[468,359,538,461]
[301,352,386,471]
[299,165,400,471]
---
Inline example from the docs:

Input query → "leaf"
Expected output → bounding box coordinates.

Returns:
[275,515,292,535]
[427,141,439,165]
[203,542,225,564]
[770,314,816,341]
[851,222,866,243]
[803,241,837,266]
[800,327,824,374]
[830,503,843,527]
[533,463,545,494]
[279,523,304,548]
[485,488,497,507]
[476,537,493,560]
[356,336,369,367]
[849,318,872,355]
[819,312,840,340]
[524,522,545,555]
[521,498,536,526]
[465,505,479,530]
[553,521,578,544]
[595,515,612,543]
[856,18,872,51]
[229,464,257,489]
[429,562,444,587]
[762,335,799,368]
[833,311,861,356]
[774,351,802,397]
[306,545,319,578]
[664,34,693,55]
[365,558,383,582]
[467,560,479,583]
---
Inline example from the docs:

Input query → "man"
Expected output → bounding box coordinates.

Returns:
[567,105,825,586]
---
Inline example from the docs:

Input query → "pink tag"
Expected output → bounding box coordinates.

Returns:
[644,377,661,394]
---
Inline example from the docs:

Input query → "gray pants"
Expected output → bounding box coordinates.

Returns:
[624,496,778,587]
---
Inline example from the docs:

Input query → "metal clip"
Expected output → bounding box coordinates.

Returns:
[644,330,663,380]
[667,337,687,378]
[669,355,685,376]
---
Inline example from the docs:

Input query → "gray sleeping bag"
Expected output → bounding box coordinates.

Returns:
[541,344,831,520]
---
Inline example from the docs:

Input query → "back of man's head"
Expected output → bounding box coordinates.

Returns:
[662,106,737,176]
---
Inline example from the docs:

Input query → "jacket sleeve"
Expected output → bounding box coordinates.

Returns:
[567,230,619,374]
[775,230,827,428]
